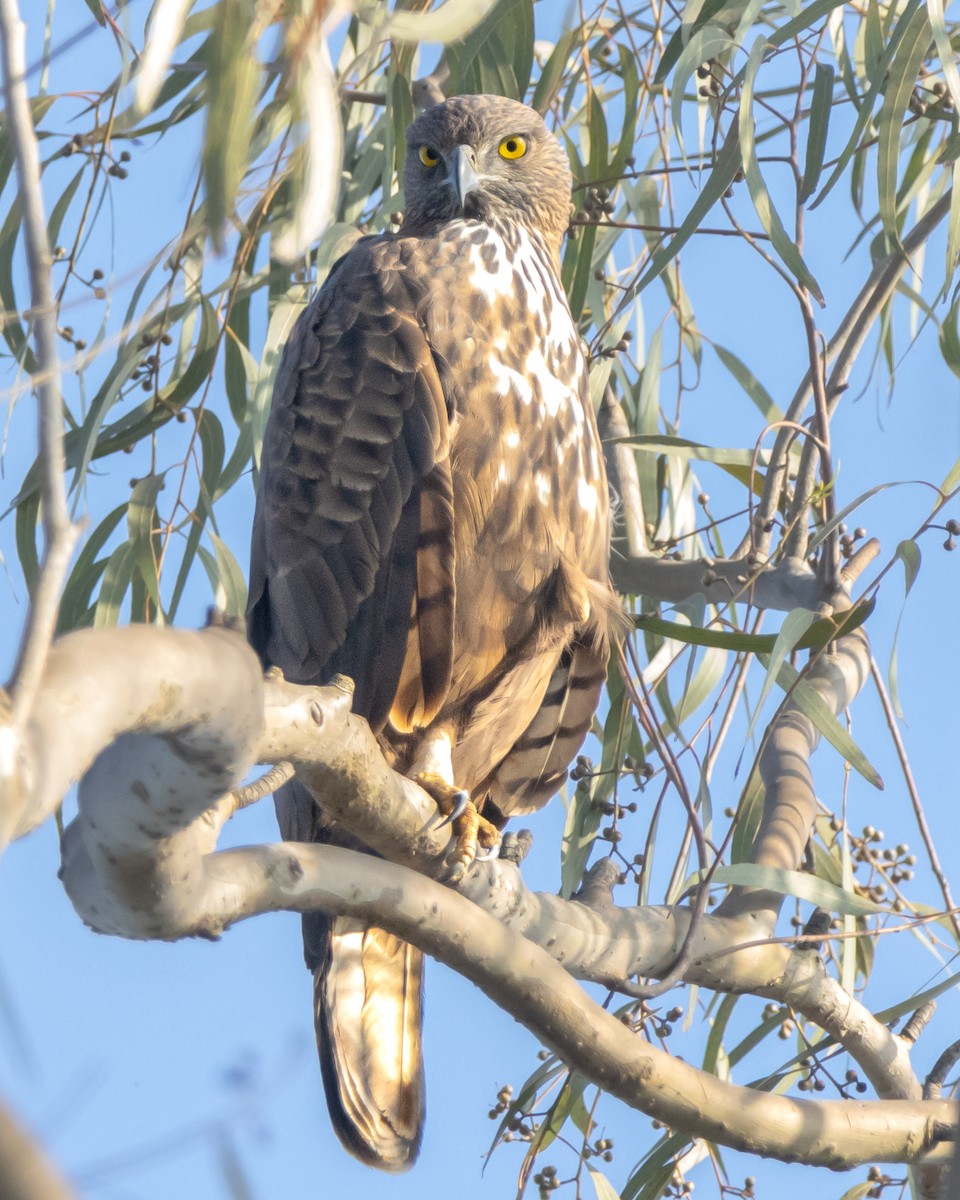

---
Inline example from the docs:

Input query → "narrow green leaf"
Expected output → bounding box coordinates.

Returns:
[588,1168,622,1200]
[888,539,921,718]
[506,0,535,97]
[874,967,960,1026]
[939,295,960,379]
[926,0,960,120]
[731,767,764,864]
[484,1058,566,1164]
[741,36,823,302]
[726,999,786,1066]
[636,604,874,656]
[702,994,737,1077]
[895,537,921,593]
[767,0,847,50]
[677,644,727,723]
[46,167,86,247]
[946,164,960,301]
[811,0,922,209]
[388,65,413,186]
[202,0,259,249]
[93,542,136,627]
[837,1184,877,1200]
[444,0,529,96]
[637,119,741,294]
[201,531,248,617]
[127,474,166,613]
[807,480,910,553]
[608,45,640,180]
[560,780,601,899]
[800,63,834,202]
[669,26,735,160]
[713,344,783,423]
[196,408,225,522]
[253,290,308,469]
[877,6,933,244]
[941,455,960,494]
[14,492,40,596]
[217,418,253,499]
[385,0,501,42]
[224,291,252,426]
[613,433,762,468]
[532,31,577,114]
[621,1131,693,1200]
[566,220,597,324]
[534,1072,589,1152]
[774,659,884,788]
[587,88,609,180]
[653,0,735,84]
[154,296,220,412]
[0,195,29,365]
[58,503,127,632]
[166,514,205,624]
[82,0,107,25]
[682,863,885,916]
[743,608,817,745]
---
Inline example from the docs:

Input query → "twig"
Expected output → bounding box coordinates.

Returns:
[923,1039,960,1100]
[903,1002,937,1047]
[869,656,960,941]
[0,0,79,719]
[754,192,952,542]
[572,216,771,239]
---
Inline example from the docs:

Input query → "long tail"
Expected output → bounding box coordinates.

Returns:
[275,779,425,1171]
[315,920,425,1171]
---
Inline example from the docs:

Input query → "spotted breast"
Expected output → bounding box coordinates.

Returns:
[402,217,615,814]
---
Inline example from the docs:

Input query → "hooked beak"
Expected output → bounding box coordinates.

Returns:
[450,144,481,209]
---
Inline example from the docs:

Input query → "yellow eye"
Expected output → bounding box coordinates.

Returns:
[419,145,439,168]
[498,135,527,160]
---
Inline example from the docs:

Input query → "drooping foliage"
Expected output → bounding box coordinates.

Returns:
[5,0,960,1194]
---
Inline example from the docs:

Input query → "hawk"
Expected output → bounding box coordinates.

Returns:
[247,94,622,1171]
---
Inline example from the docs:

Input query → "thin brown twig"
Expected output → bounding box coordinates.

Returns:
[0,0,80,720]
[573,216,771,239]
[868,656,960,943]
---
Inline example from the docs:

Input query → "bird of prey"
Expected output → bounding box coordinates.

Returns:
[247,93,622,1171]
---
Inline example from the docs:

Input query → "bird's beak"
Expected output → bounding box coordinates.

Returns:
[450,145,480,209]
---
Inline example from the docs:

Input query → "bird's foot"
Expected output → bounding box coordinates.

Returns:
[416,772,501,885]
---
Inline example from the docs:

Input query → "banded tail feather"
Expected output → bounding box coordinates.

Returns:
[316,919,425,1172]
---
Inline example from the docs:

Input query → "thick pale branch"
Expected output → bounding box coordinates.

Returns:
[2,623,263,846]
[597,393,847,611]
[5,623,939,1170]
[717,629,872,925]
[0,1098,75,1200]
[63,835,957,1170]
[43,627,916,1103]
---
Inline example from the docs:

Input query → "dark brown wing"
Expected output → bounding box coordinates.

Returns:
[247,238,454,1172]
[247,237,454,730]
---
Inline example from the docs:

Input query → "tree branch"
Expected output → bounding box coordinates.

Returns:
[598,390,850,612]
[0,1096,76,1200]
[1,621,946,1171]
[0,0,80,723]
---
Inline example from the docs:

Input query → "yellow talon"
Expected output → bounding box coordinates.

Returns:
[416,772,502,883]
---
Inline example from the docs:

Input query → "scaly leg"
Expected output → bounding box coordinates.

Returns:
[410,729,501,883]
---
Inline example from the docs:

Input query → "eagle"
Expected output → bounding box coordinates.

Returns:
[247,94,622,1171]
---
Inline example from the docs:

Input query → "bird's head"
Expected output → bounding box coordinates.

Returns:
[401,94,572,249]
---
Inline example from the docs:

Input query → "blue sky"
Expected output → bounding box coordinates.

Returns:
[1,3,959,1199]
